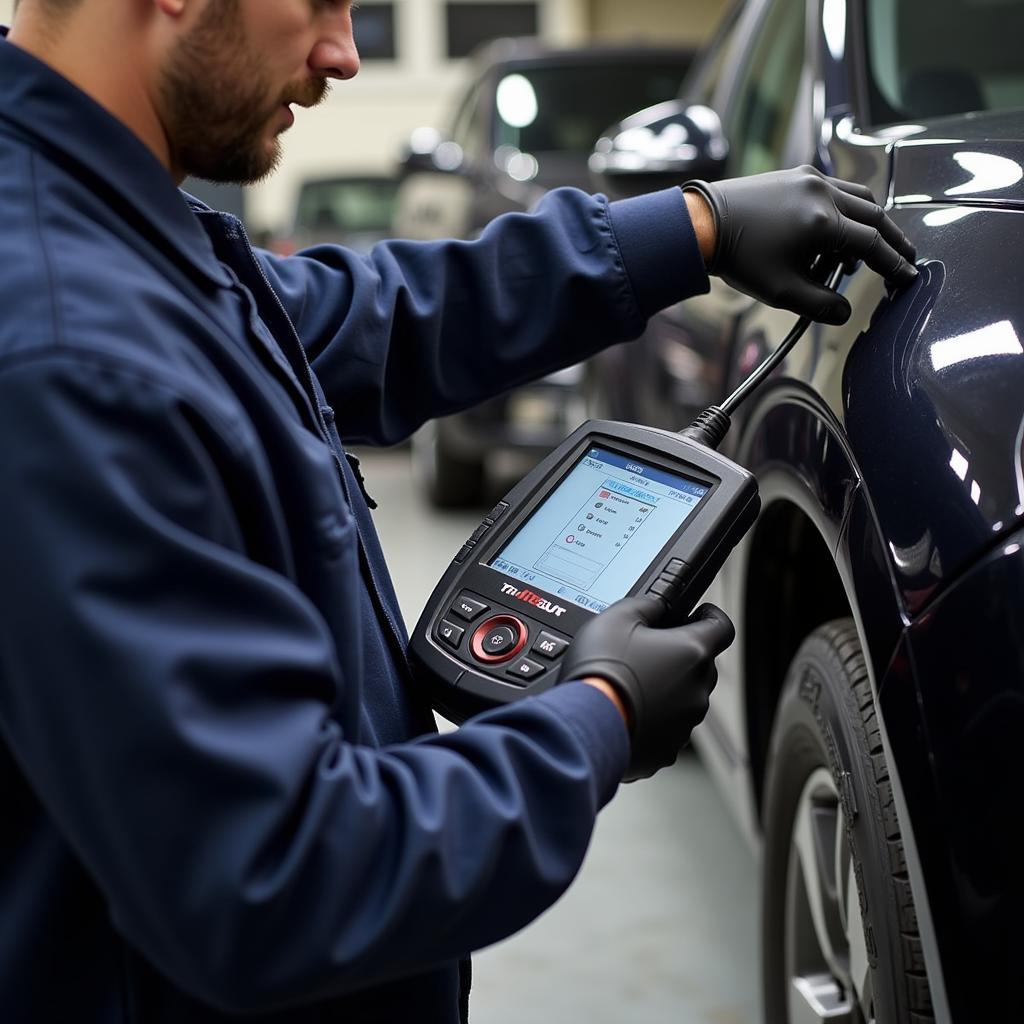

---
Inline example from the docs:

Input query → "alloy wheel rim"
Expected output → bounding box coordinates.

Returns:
[783,767,875,1024]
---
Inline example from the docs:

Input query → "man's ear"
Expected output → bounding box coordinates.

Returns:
[152,0,187,17]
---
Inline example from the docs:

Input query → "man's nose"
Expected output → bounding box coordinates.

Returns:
[308,13,360,81]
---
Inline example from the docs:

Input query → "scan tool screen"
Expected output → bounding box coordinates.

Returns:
[490,446,709,613]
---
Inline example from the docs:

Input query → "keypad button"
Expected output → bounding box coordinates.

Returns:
[531,631,569,660]
[469,523,490,544]
[506,657,545,683]
[471,615,527,664]
[648,578,674,597]
[666,558,685,575]
[436,619,464,650]
[450,594,489,622]
[488,501,510,523]
[453,543,474,564]
[481,625,516,654]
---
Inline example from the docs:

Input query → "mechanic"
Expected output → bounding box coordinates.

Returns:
[0,1,917,1021]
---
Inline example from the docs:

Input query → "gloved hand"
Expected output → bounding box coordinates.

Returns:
[683,165,918,325]
[560,595,735,781]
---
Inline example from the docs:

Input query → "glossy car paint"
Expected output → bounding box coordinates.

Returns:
[622,1,1024,1019]
[882,533,1024,1022]
[843,208,1024,612]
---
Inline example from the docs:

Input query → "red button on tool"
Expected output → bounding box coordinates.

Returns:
[471,615,527,664]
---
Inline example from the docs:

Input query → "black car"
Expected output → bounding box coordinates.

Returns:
[394,38,694,506]
[591,1,1024,1022]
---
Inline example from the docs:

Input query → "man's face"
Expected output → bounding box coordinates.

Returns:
[159,0,358,185]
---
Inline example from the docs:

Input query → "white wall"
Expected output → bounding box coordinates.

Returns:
[0,1,13,23]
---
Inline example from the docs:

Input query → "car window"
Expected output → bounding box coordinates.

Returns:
[862,0,1024,124]
[450,78,490,163]
[492,62,688,155]
[683,2,746,110]
[724,0,806,177]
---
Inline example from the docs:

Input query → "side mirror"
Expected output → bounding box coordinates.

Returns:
[589,101,729,200]
[398,127,468,178]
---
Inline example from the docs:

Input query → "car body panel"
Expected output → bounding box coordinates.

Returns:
[897,532,1024,1023]
[842,209,1024,615]
[892,113,1024,209]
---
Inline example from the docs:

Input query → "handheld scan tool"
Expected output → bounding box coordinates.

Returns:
[411,263,847,723]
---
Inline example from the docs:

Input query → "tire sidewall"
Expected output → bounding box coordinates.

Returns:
[761,623,907,1023]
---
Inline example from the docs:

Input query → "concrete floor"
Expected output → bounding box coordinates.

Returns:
[357,448,761,1024]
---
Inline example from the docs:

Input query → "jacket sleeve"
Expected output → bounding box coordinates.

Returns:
[0,351,628,1013]
[256,187,709,445]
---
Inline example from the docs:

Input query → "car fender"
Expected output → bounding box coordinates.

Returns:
[696,382,901,849]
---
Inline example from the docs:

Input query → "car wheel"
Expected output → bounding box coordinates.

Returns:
[761,619,934,1024]
[412,419,486,509]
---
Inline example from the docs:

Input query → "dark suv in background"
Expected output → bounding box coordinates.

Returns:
[591,1,1024,1022]
[394,39,694,506]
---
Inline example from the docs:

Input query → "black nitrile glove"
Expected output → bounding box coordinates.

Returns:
[559,595,735,781]
[683,165,918,325]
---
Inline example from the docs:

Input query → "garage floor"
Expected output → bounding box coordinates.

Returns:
[359,448,760,1024]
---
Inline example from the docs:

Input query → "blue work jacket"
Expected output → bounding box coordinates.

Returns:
[0,30,709,1024]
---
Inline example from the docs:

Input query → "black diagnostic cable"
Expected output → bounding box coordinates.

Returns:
[680,260,846,450]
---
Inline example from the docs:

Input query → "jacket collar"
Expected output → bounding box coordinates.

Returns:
[0,27,231,287]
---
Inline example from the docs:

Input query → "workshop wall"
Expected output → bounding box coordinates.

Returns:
[587,0,725,45]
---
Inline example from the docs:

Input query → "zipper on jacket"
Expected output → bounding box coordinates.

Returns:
[235,224,411,669]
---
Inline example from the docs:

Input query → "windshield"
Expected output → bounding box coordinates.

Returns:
[493,62,688,154]
[863,0,1024,125]
[295,179,397,234]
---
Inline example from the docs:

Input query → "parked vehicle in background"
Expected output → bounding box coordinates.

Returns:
[592,1,1024,1022]
[395,38,694,507]
[271,174,399,257]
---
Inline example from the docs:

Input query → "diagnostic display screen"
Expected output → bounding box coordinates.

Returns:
[490,446,710,613]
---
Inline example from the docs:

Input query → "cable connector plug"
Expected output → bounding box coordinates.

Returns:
[680,406,731,450]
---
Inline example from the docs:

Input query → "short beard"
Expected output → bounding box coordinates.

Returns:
[158,0,326,185]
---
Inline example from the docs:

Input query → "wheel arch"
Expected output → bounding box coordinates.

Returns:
[734,388,906,825]
[733,392,951,1018]
[742,496,849,821]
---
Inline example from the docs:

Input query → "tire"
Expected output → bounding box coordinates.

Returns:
[761,620,934,1024]
[411,419,485,509]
